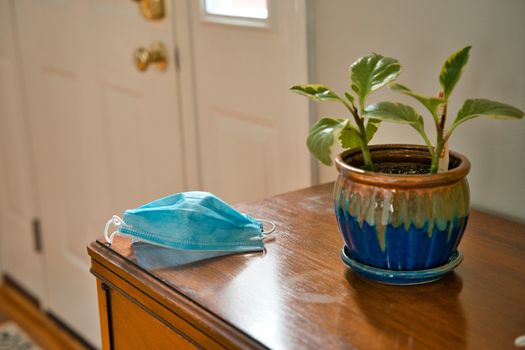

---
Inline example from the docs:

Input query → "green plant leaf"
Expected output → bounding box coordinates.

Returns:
[364,102,423,124]
[338,118,379,151]
[439,46,471,99]
[344,92,355,104]
[306,117,346,166]
[290,84,342,102]
[450,98,524,133]
[338,124,362,149]
[364,102,426,136]
[365,119,381,142]
[350,53,401,109]
[390,83,443,121]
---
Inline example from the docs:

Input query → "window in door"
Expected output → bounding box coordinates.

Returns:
[202,0,270,27]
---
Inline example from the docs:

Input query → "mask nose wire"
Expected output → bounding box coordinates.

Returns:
[104,215,127,245]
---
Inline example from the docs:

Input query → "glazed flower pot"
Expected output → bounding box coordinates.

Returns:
[334,144,470,283]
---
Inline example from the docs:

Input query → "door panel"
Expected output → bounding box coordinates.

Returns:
[41,69,89,262]
[101,85,146,207]
[189,0,311,203]
[14,0,101,338]
[91,0,186,207]
[14,0,187,345]
[0,0,44,300]
[214,113,279,201]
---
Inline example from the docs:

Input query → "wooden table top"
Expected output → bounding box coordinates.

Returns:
[89,183,525,350]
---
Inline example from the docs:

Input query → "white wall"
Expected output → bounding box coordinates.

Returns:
[312,0,525,222]
[0,144,4,277]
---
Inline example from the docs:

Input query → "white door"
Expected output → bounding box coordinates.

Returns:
[0,0,45,300]
[14,0,188,345]
[188,0,312,203]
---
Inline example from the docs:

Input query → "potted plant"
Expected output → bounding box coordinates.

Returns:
[291,47,523,284]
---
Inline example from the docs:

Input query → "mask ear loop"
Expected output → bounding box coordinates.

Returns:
[104,215,128,245]
[257,218,276,242]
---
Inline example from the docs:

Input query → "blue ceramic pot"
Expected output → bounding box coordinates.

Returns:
[334,145,470,271]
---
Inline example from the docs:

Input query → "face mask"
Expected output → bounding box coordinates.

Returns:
[131,242,235,269]
[104,191,275,252]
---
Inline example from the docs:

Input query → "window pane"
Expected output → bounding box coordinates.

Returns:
[204,0,268,20]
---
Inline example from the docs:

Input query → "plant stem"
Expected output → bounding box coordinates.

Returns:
[357,122,374,171]
[341,100,361,125]
[419,128,435,157]
[430,102,448,173]
[342,100,374,171]
[430,142,443,174]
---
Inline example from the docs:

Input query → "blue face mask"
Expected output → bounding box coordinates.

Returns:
[104,191,275,253]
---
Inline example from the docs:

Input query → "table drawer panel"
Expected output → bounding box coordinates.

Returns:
[110,286,198,350]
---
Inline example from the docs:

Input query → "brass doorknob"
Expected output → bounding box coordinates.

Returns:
[133,42,167,72]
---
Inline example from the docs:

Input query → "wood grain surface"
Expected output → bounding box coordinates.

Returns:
[89,183,525,350]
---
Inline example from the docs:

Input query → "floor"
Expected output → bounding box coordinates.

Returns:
[0,282,88,350]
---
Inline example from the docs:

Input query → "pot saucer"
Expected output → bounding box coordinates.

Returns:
[340,246,463,285]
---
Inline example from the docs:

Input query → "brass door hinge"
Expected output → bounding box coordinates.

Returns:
[174,46,180,72]
[32,218,43,253]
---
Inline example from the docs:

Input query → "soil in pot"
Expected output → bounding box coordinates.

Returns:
[372,162,430,174]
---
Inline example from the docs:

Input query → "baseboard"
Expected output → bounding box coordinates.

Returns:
[2,273,40,308]
[46,311,96,350]
[0,279,92,349]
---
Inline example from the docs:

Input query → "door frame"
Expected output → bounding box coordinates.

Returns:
[172,0,201,189]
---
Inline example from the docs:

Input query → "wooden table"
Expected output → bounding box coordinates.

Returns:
[88,183,525,349]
